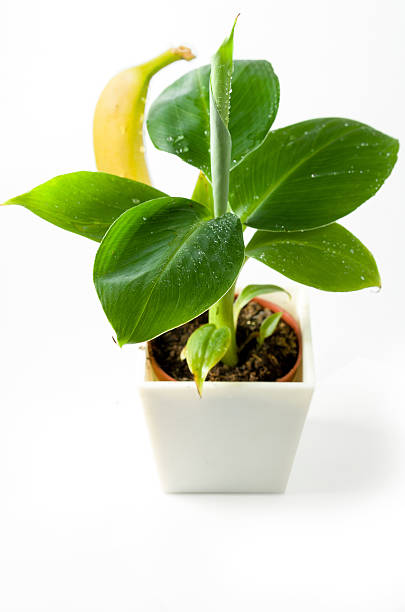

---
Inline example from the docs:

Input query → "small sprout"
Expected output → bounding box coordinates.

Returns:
[183,324,231,396]
[233,284,290,326]
[258,312,282,347]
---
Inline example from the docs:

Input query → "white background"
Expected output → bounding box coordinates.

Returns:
[1,0,405,609]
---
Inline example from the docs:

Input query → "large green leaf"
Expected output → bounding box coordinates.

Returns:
[147,60,280,177]
[246,223,381,291]
[2,171,166,241]
[94,197,244,344]
[230,118,399,230]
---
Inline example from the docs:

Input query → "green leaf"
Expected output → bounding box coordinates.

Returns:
[258,312,282,346]
[94,197,244,344]
[2,171,166,242]
[191,172,214,215]
[229,118,399,230]
[184,324,231,396]
[210,20,235,217]
[147,60,280,177]
[233,284,290,326]
[246,223,381,292]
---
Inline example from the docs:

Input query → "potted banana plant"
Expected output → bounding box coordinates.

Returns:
[1,22,398,493]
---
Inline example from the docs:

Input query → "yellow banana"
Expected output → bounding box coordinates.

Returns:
[93,46,195,185]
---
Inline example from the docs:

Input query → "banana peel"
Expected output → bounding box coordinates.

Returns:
[93,46,195,185]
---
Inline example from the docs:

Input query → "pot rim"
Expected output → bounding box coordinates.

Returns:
[148,296,303,384]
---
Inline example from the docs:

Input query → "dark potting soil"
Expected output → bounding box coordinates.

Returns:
[149,301,299,382]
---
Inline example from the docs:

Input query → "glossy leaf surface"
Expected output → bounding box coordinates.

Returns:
[3,171,166,242]
[246,223,381,291]
[258,312,282,346]
[184,324,231,396]
[94,197,244,344]
[147,60,279,177]
[233,284,289,326]
[230,118,399,230]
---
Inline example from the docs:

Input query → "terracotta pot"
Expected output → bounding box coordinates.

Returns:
[148,296,302,383]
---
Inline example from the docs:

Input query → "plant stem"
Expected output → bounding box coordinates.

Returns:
[208,280,238,366]
[208,21,239,367]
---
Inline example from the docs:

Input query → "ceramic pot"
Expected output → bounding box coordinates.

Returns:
[137,288,315,493]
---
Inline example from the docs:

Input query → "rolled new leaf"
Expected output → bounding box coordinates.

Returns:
[2,172,166,242]
[258,312,282,346]
[147,60,279,178]
[210,19,236,217]
[184,324,231,396]
[246,223,381,292]
[94,197,245,344]
[230,118,399,231]
[233,284,290,326]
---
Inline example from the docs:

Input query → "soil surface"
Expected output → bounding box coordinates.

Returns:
[149,301,299,382]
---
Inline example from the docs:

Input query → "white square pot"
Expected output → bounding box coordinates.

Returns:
[137,289,315,493]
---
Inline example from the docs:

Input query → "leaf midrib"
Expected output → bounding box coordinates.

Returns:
[126,215,208,343]
[242,122,362,222]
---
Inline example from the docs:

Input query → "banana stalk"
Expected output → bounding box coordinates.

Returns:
[93,46,195,184]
